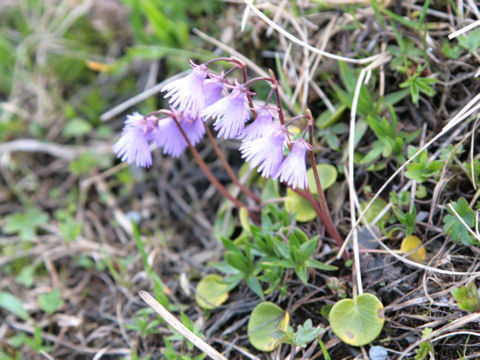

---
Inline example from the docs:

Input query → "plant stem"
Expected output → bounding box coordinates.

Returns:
[203,123,261,204]
[294,188,345,255]
[171,115,259,220]
[306,110,344,249]
[241,64,257,119]
[268,69,286,126]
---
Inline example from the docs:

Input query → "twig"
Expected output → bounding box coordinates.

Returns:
[242,0,382,64]
[0,139,111,160]
[398,313,480,359]
[342,55,391,292]
[99,70,190,122]
[139,291,228,360]
[340,79,480,257]
[448,19,480,39]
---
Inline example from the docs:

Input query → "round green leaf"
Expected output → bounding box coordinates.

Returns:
[195,274,229,310]
[248,301,289,352]
[285,188,317,222]
[308,164,337,194]
[284,164,337,222]
[329,293,385,346]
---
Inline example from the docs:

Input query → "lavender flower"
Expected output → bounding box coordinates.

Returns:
[179,112,205,145]
[274,139,309,189]
[151,112,205,158]
[153,116,188,158]
[162,64,208,118]
[201,84,250,139]
[240,124,286,178]
[113,113,154,167]
[203,77,224,107]
[239,107,275,141]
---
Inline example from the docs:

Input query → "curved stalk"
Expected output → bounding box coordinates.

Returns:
[171,115,259,220]
[204,123,261,204]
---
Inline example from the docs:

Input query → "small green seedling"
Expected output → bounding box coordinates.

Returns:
[443,197,478,246]
[38,289,64,315]
[405,147,443,183]
[4,208,48,242]
[452,283,480,313]
[273,319,324,348]
[415,328,434,360]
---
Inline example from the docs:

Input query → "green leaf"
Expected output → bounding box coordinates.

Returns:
[284,189,317,222]
[195,274,229,310]
[329,293,385,346]
[15,265,36,288]
[306,258,337,271]
[4,208,48,241]
[69,152,112,175]
[248,302,289,351]
[0,292,29,320]
[213,203,235,240]
[443,198,477,245]
[360,142,383,164]
[226,253,249,273]
[38,289,64,314]
[132,221,166,302]
[458,28,480,52]
[284,164,337,222]
[307,164,337,194]
[452,283,480,312]
[293,319,324,347]
[338,61,357,93]
[317,104,347,130]
[299,238,318,259]
[246,276,264,299]
[405,149,442,182]
[442,40,462,59]
[359,198,391,228]
[295,265,308,285]
[62,118,92,138]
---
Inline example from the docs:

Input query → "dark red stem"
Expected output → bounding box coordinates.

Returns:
[268,69,286,127]
[170,115,259,220]
[203,123,261,204]
[305,110,344,249]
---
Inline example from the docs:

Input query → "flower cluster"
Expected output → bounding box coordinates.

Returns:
[113,59,312,189]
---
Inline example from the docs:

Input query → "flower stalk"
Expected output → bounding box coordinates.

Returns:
[306,110,344,248]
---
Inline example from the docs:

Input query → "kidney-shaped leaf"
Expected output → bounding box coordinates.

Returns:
[248,301,289,352]
[329,293,384,346]
[307,164,337,194]
[285,164,338,222]
[285,188,317,222]
[195,274,229,310]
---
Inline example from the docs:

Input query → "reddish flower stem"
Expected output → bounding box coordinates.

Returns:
[203,123,261,204]
[305,110,344,249]
[268,70,286,126]
[170,115,259,221]
[241,65,257,120]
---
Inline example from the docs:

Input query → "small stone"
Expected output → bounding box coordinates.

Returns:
[369,345,388,360]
